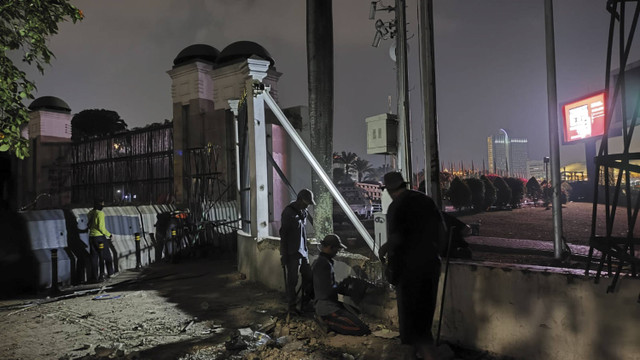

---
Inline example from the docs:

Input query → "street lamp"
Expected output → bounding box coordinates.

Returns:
[544,156,550,183]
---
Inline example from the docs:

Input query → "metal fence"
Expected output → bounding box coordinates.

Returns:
[71,123,174,205]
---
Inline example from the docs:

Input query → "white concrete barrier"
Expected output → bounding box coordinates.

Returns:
[438,262,640,360]
[19,209,70,288]
[71,206,144,271]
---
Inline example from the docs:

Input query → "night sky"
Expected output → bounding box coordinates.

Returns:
[15,0,640,171]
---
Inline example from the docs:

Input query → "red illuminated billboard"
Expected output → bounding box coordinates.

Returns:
[562,92,606,144]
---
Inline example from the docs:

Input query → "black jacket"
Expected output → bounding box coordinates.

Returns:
[279,202,309,258]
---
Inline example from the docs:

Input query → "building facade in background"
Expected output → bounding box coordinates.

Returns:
[487,129,529,178]
[11,41,301,211]
[527,160,546,180]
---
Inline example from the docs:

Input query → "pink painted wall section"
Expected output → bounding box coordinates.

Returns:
[271,124,288,232]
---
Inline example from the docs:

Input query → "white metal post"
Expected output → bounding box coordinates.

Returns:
[263,90,377,253]
[228,99,242,200]
[245,59,271,239]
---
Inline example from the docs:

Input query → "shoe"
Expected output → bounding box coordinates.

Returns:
[314,314,329,334]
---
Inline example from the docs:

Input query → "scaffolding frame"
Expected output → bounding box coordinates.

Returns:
[585,1,640,296]
[71,123,173,205]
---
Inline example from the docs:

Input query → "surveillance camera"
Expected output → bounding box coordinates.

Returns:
[372,31,383,47]
[369,1,377,20]
[375,19,389,36]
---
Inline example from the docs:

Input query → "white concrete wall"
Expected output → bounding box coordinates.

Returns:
[237,231,371,291]
[238,232,640,360]
[438,262,640,360]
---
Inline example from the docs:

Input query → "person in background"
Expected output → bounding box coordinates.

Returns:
[280,189,315,314]
[88,199,113,281]
[312,234,371,336]
[379,172,445,360]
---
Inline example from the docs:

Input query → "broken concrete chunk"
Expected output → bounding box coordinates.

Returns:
[94,345,115,357]
[371,329,400,339]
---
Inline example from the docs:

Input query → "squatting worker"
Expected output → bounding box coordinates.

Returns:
[312,234,370,336]
[280,188,315,314]
[88,198,114,281]
[378,172,445,360]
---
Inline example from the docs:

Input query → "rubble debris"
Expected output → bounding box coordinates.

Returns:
[71,344,91,351]
[182,320,195,332]
[92,294,122,301]
[372,328,399,339]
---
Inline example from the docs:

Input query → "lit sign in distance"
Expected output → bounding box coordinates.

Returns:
[562,92,606,144]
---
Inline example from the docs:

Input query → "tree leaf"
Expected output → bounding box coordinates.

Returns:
[1,0,81,158]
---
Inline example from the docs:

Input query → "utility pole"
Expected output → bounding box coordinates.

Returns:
[369,0,411,186]
[395,0,412,187]
[418,0,442,207]
[544,0,565,259]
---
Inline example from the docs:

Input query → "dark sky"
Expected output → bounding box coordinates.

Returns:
[17,0,640,171]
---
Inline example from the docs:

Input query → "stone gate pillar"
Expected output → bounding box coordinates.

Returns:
[244,59,270,238]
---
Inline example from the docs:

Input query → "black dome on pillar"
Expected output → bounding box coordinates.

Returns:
[28,96,71,113]
[216,41,275,68]
[173,44,221,66]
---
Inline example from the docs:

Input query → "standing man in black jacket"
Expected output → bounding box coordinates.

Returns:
[378,172,445,360]
[280,188,315,314]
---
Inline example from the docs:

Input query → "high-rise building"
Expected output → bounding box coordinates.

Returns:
[510,138,529,177]
[487,129,529,177]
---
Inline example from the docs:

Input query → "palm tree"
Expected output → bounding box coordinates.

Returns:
[353,158,373,182]
[332,167,352,184]
[333,151,358,179]
[364,164,393,183]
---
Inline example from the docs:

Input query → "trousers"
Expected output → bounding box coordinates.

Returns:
[285,255,312,309]
[89,236,113,280]
[320,306,371,336]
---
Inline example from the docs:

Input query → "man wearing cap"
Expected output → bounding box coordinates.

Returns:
[280,188,315,314]
[379,172,445,359]
[312,234,370,336]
